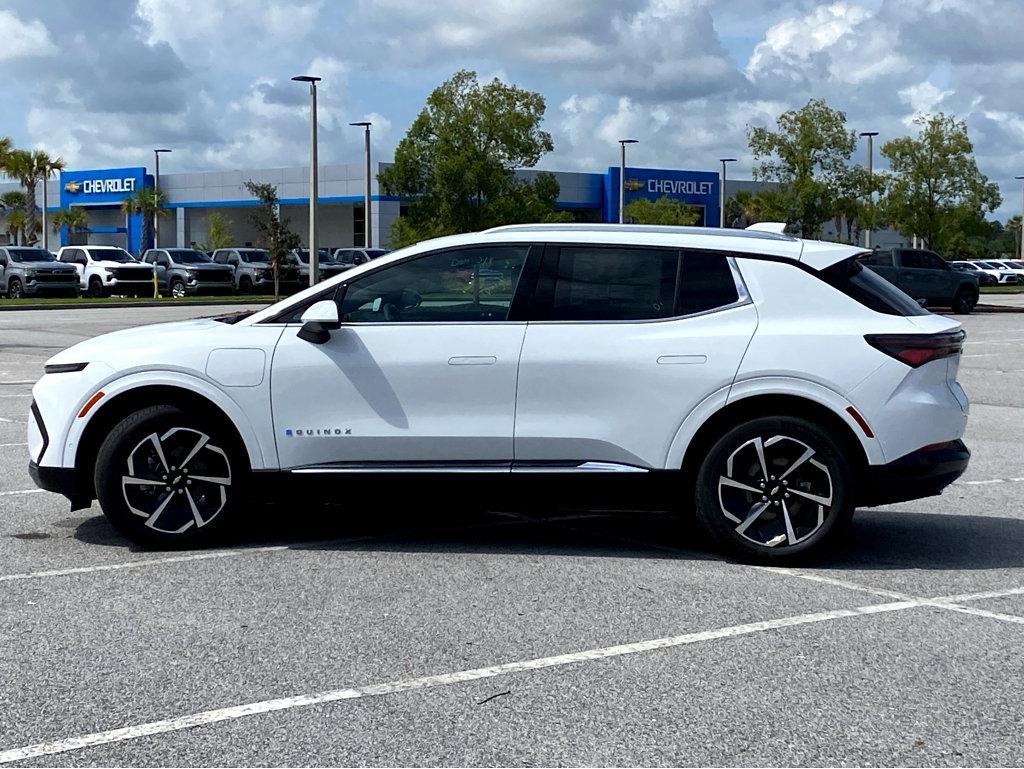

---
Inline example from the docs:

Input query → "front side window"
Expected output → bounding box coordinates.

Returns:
[858,251,894,267]
[900,250,926,269]
[549,246,678,321]
[338,246,529,323]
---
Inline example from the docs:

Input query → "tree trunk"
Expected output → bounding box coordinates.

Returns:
[24,180,38,245]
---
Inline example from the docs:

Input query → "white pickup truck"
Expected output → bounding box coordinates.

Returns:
[55,245,155,297]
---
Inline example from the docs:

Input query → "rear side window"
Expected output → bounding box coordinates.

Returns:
[549,247,678,321]
[822,257,928,316]
[677,251,739,315]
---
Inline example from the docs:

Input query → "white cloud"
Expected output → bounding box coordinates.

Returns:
[0,10,56,60]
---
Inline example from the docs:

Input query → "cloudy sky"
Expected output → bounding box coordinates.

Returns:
[2,0,1022,218]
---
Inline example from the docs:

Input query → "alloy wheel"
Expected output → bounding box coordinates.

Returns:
[717,435,833,548]
[171,281,185,298]
[9,280,22,299]
[121,427,232,534]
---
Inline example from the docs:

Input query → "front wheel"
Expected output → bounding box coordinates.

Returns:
[7,278,23,299]
[951,286,977,315]
[169,278,186,298]
[694,416,854,563]
[87,277,106,298]
[94,405,245,547]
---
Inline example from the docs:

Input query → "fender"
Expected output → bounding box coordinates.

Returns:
[664,375,885,469]
[59,368,273,471]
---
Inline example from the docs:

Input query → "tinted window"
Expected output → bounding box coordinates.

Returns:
[338,246,529,323]
[86,248,135,262]
[238,250,267,263]
[899,250,925,269]
[8,248,57,263]
[858,251,894,267]
[678,251,740,315]
[823,257,929,316]
[921,252,947,270]
[550,246,678,321]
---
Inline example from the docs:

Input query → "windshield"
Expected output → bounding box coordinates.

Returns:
[8,248,57,263]
[294,249,334,263]
[170,250,212,264]
[88,248,135,263]
[977,262,998,269]
[238,250,268,263]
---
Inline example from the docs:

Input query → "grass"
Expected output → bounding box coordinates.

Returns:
[980,285,1024,294]
[0,294,276,308]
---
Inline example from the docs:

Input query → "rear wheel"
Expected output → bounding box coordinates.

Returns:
[952,285,977,314]
[7,278,23,299]
[694,416,854,563]
[94,405,245,547]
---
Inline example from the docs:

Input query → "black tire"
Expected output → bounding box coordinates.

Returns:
[169,278,186,299]
[238,276,253,295]
[94,404,246,548]
[87,277,106,298]
[951,285,977,315]
[7,278,23,299]
[694,416,854,563]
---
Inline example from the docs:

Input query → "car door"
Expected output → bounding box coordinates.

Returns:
[0,250,7,292]
[917,250,953,299]
[514,245,758,470]
[269,243,537,469]
[59,249,86,286]
[896,249,939,299]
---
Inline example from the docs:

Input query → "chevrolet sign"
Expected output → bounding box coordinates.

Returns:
[648,179,713,195]
[68,177,137,195]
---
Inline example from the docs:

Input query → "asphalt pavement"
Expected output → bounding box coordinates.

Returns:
[1,305,1023,767]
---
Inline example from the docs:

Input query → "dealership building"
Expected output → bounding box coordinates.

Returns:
[1,160,893,252]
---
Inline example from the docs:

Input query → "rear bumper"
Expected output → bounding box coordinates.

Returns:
[28,461,91,510]
[861,440,970,506]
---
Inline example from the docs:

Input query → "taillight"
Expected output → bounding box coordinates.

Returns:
[864,330,965,367]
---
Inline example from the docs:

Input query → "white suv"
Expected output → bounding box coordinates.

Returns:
[56,245,155,297]
[28,224,970,561]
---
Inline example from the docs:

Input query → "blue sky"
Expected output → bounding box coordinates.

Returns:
[1,0,1022,220]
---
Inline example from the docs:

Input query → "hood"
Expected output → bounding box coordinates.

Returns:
[22,261,76,269]
[46,318,226,370]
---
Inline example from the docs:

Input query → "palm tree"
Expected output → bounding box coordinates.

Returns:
[2,149,64,246]
[119,187,167,254]
[51,207,89,242]
[725,190,763,228]
[0,190,28,244]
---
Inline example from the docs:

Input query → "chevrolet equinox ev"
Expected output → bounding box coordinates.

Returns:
[28,224,970,561]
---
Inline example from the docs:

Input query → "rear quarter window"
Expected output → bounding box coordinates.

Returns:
[822,257,929,316]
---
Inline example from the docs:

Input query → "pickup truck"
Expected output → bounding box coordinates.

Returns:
[858,247,979,314]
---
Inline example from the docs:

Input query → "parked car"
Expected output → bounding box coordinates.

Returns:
[987,260,1024,281]
[333,247,390,267]
[142,248,235,297]
[289,249,349,283]
[211,248,276,294]
[0,246,80,298]
[29,223,970,562]
[858,247,979,313]
[56,245,155,297]
[969,260,1022,284]
[950,260,997,286]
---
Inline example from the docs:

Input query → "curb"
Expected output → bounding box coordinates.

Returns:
[0,299,276,312]
[974,303,1024,314]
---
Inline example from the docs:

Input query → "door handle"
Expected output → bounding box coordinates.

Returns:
[448,356,497,366]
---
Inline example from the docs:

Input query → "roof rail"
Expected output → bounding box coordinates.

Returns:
[745,222,788,235]
[483,223,797,241]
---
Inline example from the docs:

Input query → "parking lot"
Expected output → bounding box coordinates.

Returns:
[2,305,1024,767]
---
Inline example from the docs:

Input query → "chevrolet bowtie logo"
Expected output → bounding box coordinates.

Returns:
[64,181,81,193]
[624,178,644,192]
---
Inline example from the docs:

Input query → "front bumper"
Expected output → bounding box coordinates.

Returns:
[184,279,234,295]
[860,440,970,506]
[23,279,79,295]
[28,461,91,510]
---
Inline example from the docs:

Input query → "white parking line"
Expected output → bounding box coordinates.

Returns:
[0,443,27,448]
[0,489,44,497]
[955,477,1024,486]
[0,546,289,583]
[0,599,917,765]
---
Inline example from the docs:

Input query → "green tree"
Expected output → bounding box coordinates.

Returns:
[201,212,234,251]
[379,69,563,247]
[724,190,763,228]
[623,195,701,225]
[119,187,167,254]
[1,190,28,244]
[2,149,65,245]
[243,180,300,299]
[880,114,1001,252]
[1005,215,1022,259]
[747,98,856,238]
[51,207,89,239]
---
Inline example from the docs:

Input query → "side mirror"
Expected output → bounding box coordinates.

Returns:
[297,299,341,344]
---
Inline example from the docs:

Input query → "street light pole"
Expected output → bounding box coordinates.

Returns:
[859,132,878,248]
[350,121,372,248]
[293,75,322,286]
[618,139,638,224]
[719,158,737,228]
[153,148,171,249]
[1016,176,1024,260]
